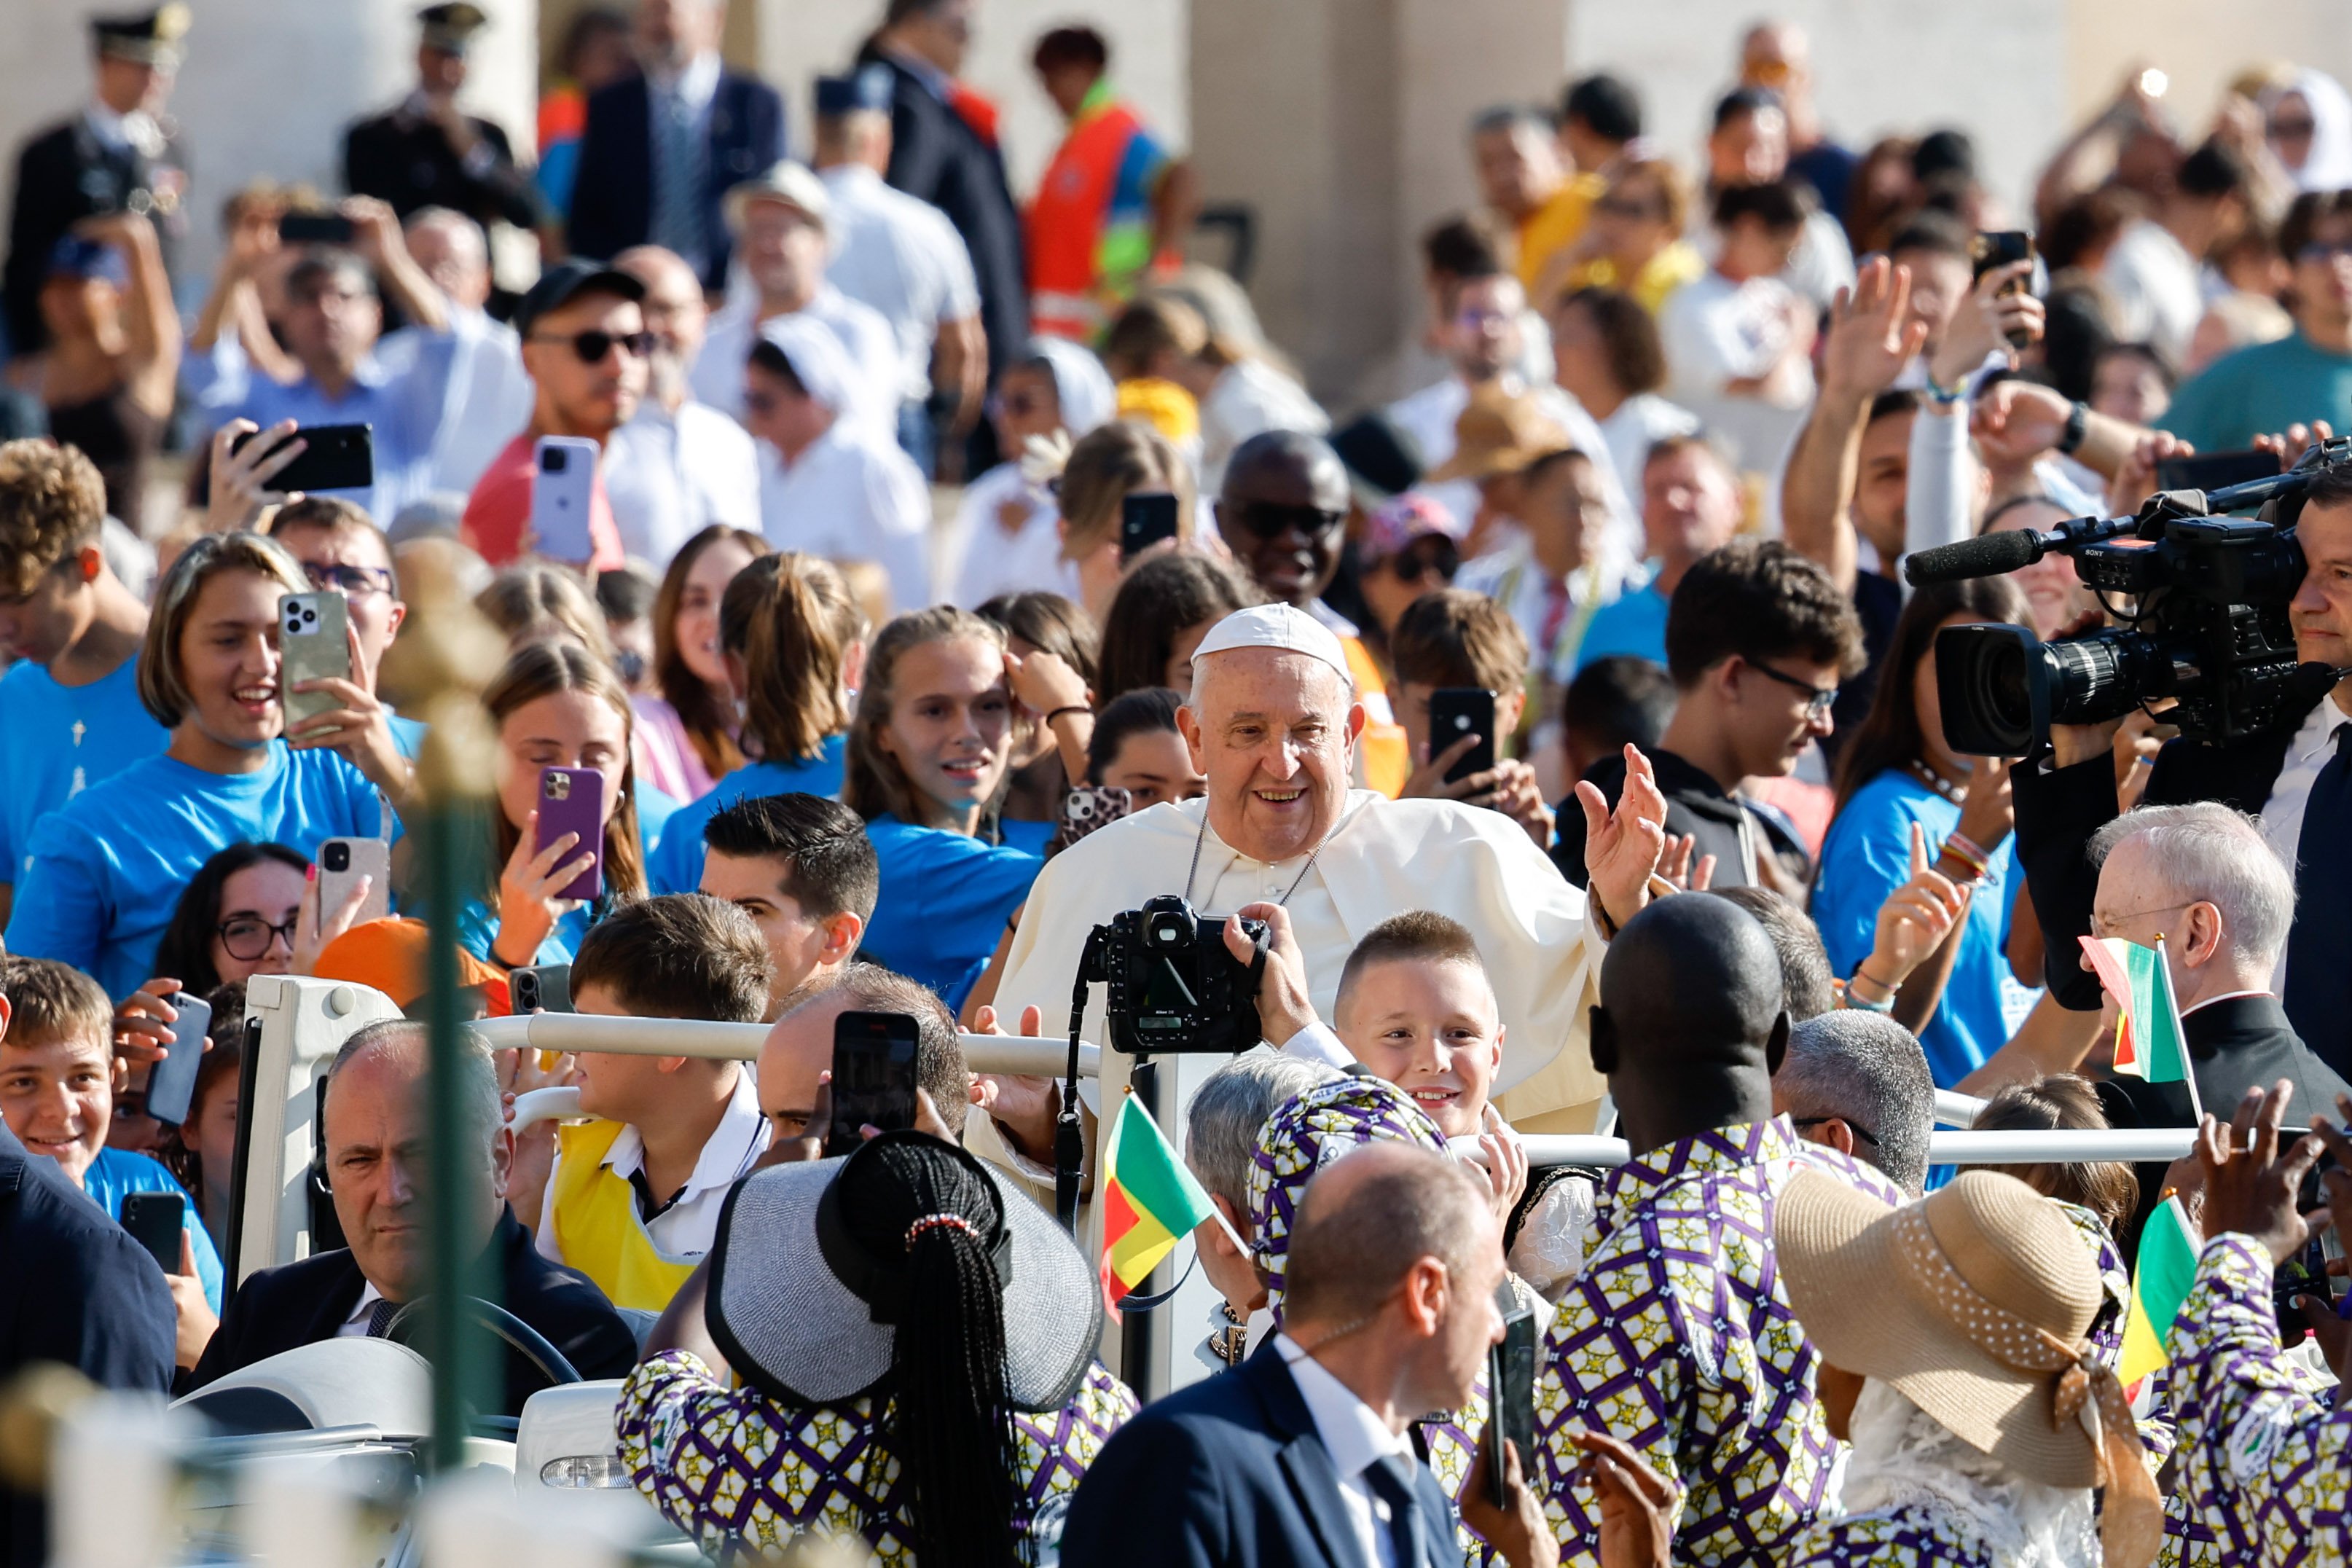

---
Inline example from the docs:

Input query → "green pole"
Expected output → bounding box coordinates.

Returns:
[421,793,495,1472]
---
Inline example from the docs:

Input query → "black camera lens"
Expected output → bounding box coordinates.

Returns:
[323,842,350,871]
[541,447,568,474]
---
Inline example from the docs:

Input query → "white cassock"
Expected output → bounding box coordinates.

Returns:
[989,788,1613,1228]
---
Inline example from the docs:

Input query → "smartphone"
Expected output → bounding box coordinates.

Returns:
[1485,1284,1537,1506]
[537,767,605,902]
[2155,447,2284,496]
[316,836,390,925]
[230,421,375,494]
[1969,231,2037,349]
[1428,687,1497,785]
[278,592,353,729]
[144,992,212,1127]
[826,1011,922,1159]
[278,211,357,246]
[119,1191,187,1277]
[509,963,573,1014]
[530,436,602,563]
[1119,491,1180,563]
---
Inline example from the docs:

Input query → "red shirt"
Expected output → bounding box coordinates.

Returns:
[461,433,626,571]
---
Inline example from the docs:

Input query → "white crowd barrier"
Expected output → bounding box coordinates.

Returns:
[472,1012,1098,1080]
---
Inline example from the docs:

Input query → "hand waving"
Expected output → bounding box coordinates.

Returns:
[1580,745,1670,932]
[1819,257,1927,401]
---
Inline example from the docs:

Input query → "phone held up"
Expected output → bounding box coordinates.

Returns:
[537,767,605,902]
[317,836,391,925]
[278,591,354,729]
[530,436,602,564]
[1427,687,1497,785]
[230,420,374,494]
[1485,1282,1538,1505]
[119,1191,188,1277]
[143,992,213,1129]
[1969,230,2037,350]
[826,1011,923,1159]
[1119,491,1180,564]
[509,963,573,1015]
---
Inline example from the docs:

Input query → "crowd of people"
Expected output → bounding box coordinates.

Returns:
[7,2,2352,1566]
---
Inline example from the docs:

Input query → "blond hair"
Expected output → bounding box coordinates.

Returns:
[842,607,1014,826]
[1055,422,1193,560]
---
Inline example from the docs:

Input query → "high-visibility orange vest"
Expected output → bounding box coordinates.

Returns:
[1027,93,1150,341]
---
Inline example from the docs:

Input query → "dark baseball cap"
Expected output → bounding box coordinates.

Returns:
[512,259,646,338]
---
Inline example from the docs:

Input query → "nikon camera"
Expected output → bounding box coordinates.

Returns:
[1084,895,1269,1055]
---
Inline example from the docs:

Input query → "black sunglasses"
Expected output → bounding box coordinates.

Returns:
[1792,1114,1880,1149]
[218,914,297,962]
[530,328,656,364]
[1234,501,1346,541]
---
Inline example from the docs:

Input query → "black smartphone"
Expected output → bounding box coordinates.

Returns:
[2155,447,2285,496]
[1969,231,2037,349]
[1119,491,1180,563]
[119,1191,187,1277]
[1428,687,1497,785]
[509,963,573,1015]
[144,992,211,1127]
[1485,1284,1537,1506]
[230,421,375,493]
[826,1011,922,1159]
[278,211,358,246]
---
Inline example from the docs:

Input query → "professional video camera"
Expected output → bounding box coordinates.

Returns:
[1905,439,2352,753]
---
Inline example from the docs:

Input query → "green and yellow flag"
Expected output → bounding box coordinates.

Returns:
[2079,936,2200,1115]
[2119,1195,2202,1392]
[1097,1091,1223,1319]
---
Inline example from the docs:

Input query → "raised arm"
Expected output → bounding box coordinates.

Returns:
[1781,258,1925,595]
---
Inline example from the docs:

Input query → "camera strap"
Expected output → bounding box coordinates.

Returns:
[1057,930,1105,1234]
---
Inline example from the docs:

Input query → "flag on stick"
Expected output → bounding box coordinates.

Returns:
[1096,1090,1235,1320]
[2118,1195,2202,1392]
[2079,935,2200,1116]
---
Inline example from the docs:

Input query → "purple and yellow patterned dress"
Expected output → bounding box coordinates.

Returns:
[618,1351,1138,1563]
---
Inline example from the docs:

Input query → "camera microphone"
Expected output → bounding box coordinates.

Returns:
[1903,529,2048,587]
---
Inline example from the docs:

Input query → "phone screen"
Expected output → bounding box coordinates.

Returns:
[119,1191,187,1276]
[1120,492,1181,563]
[145,994,212,1127]
[1428,687,1497,785]
[1486,1285,1537,1505]
[827,1011,922,1158]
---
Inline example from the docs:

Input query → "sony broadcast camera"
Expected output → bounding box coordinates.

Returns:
[1905,439,2352,753]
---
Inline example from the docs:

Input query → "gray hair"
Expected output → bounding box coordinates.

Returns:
[1706,887,1835,1022]
[1186,648,1355,716]
[1777,1011,1934,1195]
[403,205,486,269]
[2088,802,2295,969]
[325,1019,501,1148]
[1185,1051,1344,1210]
[1471,103,1554,140]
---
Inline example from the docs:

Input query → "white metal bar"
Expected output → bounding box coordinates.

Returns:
[1504,1126,2198,1168]
[510,1086,581,1131]
[1934,1089,1989,1127]
[471,1012,1099,1078]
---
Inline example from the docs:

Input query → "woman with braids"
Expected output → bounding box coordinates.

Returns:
[619,1126,1134,1564]
[644,553,868,893]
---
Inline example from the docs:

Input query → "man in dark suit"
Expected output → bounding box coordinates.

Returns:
[3,6,194,356]
[343,4,543,242]
[0,1116,175,1563]
[2012,467,2352,1073]
[565,0,785,292]
[1062,1142,1552,1568]
[184,1022,635,1414]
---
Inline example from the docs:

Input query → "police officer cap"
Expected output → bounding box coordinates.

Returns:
[91,4,190,66]
[418,1,488,53]
[813,66,893,118]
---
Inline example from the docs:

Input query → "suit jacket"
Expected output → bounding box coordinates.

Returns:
[186,1208,637,1414]
[0,1121,174,1565]
[344,105,541,231]
[1060,1342,1463,1568]
[2098,994,2351,1244]
[858,48,1027,376]
[4,114,189,353]
[565,70,784,291]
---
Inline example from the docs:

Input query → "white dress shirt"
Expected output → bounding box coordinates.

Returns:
[337,1282,389,1338]
[820,164,981,402]
[2258,697,2349,995]
[692,289,903,440]
[759,421,935,613]
[376,302,537,496]
[1274,1333,1421,1568]
[605,396,764,565]
[536,1065,771,1267]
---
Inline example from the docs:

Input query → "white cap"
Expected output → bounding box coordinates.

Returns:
[724,160,831,237]
[1191,603,1352,684]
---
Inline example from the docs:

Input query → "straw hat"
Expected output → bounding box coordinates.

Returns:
[1426,384,1570,483]
[1775,1169,2160,1567]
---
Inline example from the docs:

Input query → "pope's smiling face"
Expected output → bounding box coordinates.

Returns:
[1177,648,1365,865]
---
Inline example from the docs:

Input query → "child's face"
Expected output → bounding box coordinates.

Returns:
[1332,957,1502,1140]
[570,980,688,1122]
[0,1031,114,1189]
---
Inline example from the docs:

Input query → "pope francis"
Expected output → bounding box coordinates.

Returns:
[985,604,1674,1180]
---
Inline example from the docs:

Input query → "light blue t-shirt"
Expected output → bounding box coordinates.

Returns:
[454,895,594,968]
[635,777,683,863]
[83,1145,225,1312]
[0,659,168,887]
[860,812,1051,1012]
[1572,576,1670,673]
[2161,330,2352,455]
[645,737,850,895]
[6,743,390,999]
[1812,768,2034,1087]
[388,713,429,759]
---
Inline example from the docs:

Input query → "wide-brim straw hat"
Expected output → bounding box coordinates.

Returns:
[706,1132,1102,1413]
[1426,384,1571,483]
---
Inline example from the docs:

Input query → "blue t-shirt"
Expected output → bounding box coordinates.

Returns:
[860,812,1051,1011]
[83,1145,225,1312]
[454,896,593,967]
[2161,330,2352,455]
[6,743,391,1000]
[388,713,429,759]
[645,737,850,895]
[1572,577,1670,673]
[1812,768,2034,1086]
[0,659,168,887]
[635,777,683,863]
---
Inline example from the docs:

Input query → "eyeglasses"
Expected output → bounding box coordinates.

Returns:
[218,914,298,961]
[1233,501,1346,541]
[1744,658,1838,718]
[2088,901,2195,941]
[301,560,394,598]
[2270,117,2318,141]
[1792,1114,1880,1150]
[2299,240,2352,264]
[530,329,655,364]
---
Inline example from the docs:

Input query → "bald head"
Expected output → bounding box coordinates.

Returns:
[1216,432,1352,609]
[1220,430,1352,512]
[754,962,968,1142]
[614,244,710,373]
[404,208,489,310]
[1592,896,1789,1149]
[1283,1142,1494,1328]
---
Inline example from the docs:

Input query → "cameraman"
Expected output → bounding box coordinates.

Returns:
[2012,464,2352,1073]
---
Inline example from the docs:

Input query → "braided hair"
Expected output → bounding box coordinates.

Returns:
[834,1136,1025,1568]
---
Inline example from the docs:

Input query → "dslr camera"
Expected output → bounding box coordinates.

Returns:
[1080,895,1269,1055]
[1911,441,2352,753]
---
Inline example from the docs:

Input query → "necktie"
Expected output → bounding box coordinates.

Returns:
[2284,724,2352,1073]
[1363,1454,1427,1568]
[651,85,707,269]
[364,1297,401,1338]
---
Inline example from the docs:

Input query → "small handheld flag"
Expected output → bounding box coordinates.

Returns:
[1097,1090,1237,1320]
[2079,935,2200,1116]
[2118,1195,2201,1393]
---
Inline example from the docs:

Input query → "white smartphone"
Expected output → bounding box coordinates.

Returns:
[279,592,353,728]
[316,836,391,925]
[530,436,601,563]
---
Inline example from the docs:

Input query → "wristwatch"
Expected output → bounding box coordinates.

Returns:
[2056,399,2090,455]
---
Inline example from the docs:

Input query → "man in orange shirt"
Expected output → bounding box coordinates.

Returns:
[460,259,646,571]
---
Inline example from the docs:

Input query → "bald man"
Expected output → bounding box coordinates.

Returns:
[605,243,761,562]
[379,205,534,494]
[1534,897,1904,1566]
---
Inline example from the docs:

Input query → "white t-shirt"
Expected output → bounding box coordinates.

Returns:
[1658,270,1811,400]
[820,164,981,401]
[604,397,764,566]
[759,421,935,613]
[944,459,1074,608]
[1199,359,1330,494]
[2102,219,2207,367]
